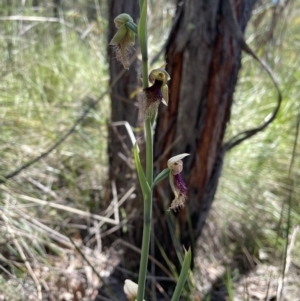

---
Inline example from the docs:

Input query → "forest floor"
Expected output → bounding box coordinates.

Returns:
[2,205,298,301]
[1,1,300,300]
[194,209,300,301]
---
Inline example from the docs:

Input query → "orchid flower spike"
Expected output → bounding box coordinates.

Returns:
[167,153,189,211]
[124,279,145,301]
[142,64,170,118]
[109,14,135,69]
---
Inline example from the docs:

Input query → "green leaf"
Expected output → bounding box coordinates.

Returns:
[171,248,192,301]
[152,168,170,189]
[133,143,151,198]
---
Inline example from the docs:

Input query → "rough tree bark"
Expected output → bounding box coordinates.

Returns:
[107,1,139,184]
[107,0,259,279]
[107,0,143,244]
[153,0,257,265]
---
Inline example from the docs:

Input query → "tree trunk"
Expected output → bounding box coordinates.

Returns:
[107,0,143,245]
[153,0,257,266]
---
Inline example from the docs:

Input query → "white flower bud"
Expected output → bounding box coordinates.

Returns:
[124,279,144,301]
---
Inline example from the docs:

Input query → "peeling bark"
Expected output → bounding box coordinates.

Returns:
[153,0,257,265]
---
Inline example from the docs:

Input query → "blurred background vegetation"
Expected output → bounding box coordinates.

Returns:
[219,0,300,264]
[0,0,299,300]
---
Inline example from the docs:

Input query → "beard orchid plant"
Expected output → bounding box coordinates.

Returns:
[110,2,191,300]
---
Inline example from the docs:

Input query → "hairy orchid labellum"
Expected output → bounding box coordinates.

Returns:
[109,14,135,69]
[143,65,170,118]
[167,153,190,211]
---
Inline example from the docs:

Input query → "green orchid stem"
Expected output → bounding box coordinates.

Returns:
[137,190,152,301]
[138,122,154,301]
[137,0,152,300]
[145,119,153,183]
[137,119,153,301]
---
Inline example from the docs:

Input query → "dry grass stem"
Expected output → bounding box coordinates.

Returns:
[13,193,118,225]
[0,211,42,300]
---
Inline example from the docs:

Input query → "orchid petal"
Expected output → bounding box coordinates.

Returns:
[161,85,169,106]
[109,24,127,45]
[148,68,170,85]
[160,62,167,69]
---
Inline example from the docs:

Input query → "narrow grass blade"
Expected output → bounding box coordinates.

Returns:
[171,248,192,301]
[155,238,178,278]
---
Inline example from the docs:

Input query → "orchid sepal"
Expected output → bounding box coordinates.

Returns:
[167,153,190,169]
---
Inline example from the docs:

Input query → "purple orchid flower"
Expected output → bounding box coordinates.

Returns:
[167,153,190,211]
[142,65,170,118]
